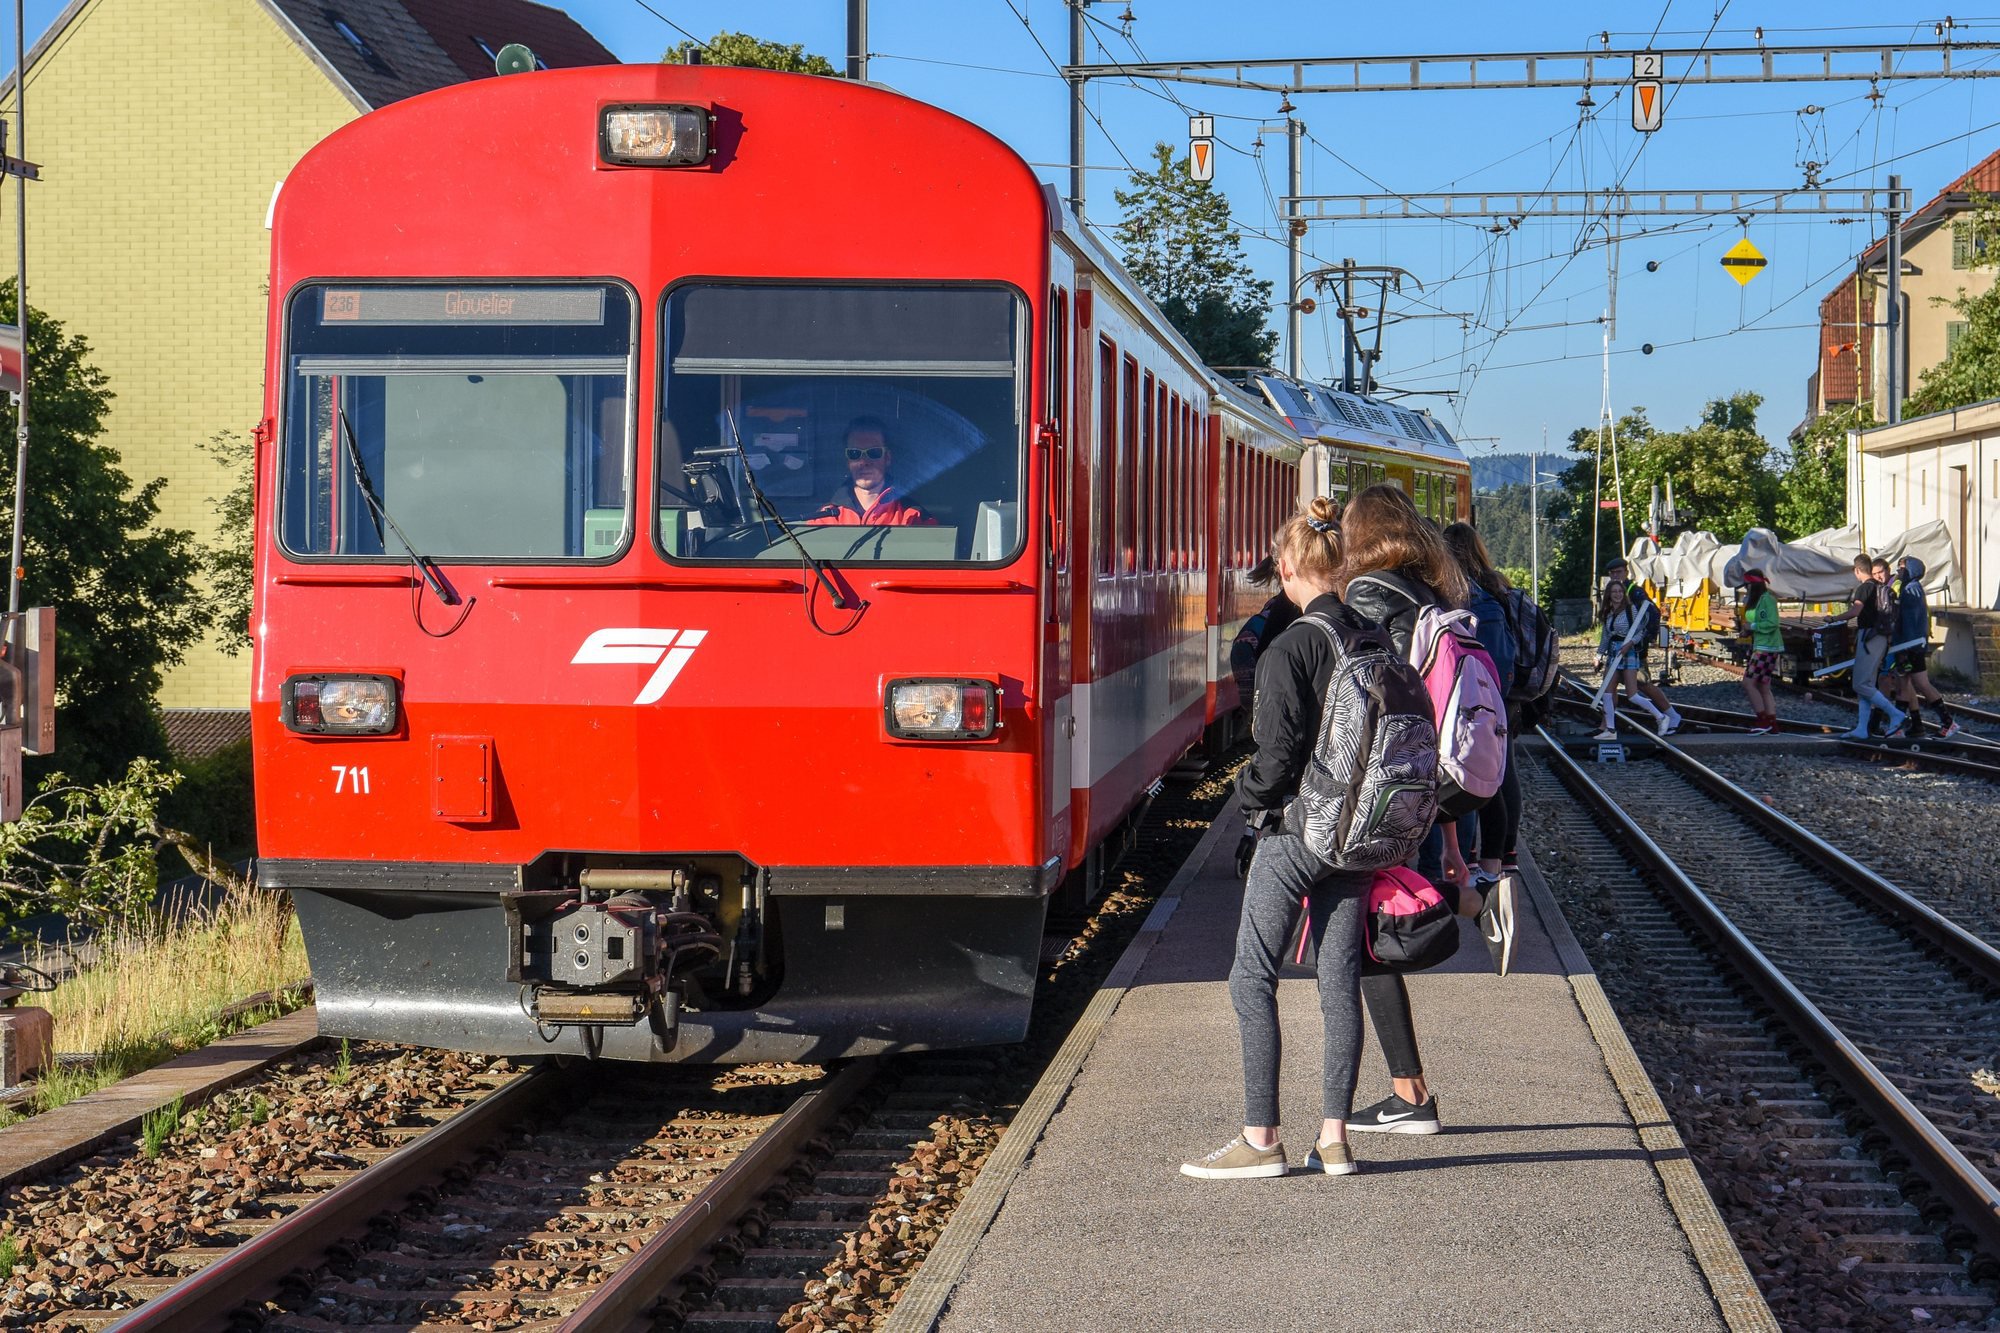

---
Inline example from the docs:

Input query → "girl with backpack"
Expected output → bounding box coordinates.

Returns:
[1737,569,1781,734]
[1890,557,1959,738]
[1592,579,1653,739]
[1337,486,1515,1138]
[1182,497,1379,1180]
[1442,523,1523,921]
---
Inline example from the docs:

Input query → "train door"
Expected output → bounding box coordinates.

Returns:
[1044,282,1075,855]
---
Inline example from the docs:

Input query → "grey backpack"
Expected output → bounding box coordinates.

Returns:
[1288,610,1441,871]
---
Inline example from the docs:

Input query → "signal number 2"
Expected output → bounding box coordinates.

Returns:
[331,764,372,795]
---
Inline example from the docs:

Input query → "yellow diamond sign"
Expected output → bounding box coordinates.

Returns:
[1721,236,1767,286]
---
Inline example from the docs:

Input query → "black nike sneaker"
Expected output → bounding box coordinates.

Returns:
[1347,1092,1442,1135]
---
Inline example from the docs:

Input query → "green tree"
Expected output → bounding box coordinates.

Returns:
[1541,393,1781,605]
[0,285,212,782]
[199,430,253,656]
[1773,403,1869,538]
[666,31,837,74]
[1113,143,1277,367]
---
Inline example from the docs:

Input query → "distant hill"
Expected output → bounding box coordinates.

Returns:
[1471,453,1545,493]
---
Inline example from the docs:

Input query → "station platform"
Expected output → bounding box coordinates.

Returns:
[889,815,1775,1333]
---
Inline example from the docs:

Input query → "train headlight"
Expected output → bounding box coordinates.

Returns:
[884,678,1000,741]
[282,674,399,735]
[600,105,712,166]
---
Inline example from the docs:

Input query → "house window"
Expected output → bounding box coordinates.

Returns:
[325,10,395,76]
[1948,320,1972,357]
[1954,219,1988,269]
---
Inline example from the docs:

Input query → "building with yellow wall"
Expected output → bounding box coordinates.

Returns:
[0,0,612,738]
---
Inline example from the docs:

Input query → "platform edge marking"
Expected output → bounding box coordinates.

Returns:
[1516,842,1779,1333]
[880,809,1235,1333]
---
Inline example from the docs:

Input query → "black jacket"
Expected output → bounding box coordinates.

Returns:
[1341,567,1442,660]
[1239,591,1373,823]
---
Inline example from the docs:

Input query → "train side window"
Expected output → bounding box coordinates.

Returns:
[1120,356,1138,575]
[1097,337,1116,577]
[1139,370,1155,573]
[1445,476,1457,523]
[1153,382,1168,572]
[1049,286,1070,573]
[1168,393,1182,569]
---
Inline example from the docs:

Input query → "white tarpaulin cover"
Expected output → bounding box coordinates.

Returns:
[1716,521,1959,597]
[1626,521,1960,599]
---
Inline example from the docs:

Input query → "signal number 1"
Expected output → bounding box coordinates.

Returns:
[331,764,372,795]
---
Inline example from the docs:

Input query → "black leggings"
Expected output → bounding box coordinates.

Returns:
[1360,969,1424,1079]
[1474,742,1522,864]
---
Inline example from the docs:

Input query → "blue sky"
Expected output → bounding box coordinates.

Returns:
[22,1,2000,462]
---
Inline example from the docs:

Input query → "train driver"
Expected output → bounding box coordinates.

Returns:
[806,417,938,527]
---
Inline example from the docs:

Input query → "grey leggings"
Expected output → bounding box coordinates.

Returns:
[1853,632,1896,712]
[1228,832,1370,1127]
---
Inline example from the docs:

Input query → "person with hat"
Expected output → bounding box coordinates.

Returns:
[1593,557,1682,736]
[1738,569,1781,734]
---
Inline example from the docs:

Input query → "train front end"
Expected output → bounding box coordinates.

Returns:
[253,67,1063,1063]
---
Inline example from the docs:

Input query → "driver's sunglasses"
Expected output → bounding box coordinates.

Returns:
[845,446,887,461]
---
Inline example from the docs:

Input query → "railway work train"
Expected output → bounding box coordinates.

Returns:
[251,63,1469,1063]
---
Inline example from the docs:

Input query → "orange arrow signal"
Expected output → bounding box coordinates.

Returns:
[1189,138,1214,182]
[1632,79,1664,132]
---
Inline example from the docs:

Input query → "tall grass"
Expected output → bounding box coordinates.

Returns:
[9,885,310,1115]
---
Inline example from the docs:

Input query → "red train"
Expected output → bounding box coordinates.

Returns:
[251,64,1461,1063]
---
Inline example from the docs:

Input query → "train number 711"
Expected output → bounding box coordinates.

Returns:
[331,765,372,795]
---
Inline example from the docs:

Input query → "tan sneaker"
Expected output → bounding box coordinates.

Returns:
[1181,1135,1287,1179]
[1302,1140,1359,1175]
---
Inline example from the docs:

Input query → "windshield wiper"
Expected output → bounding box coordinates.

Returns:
[339,415,460,606]
[720,413,853,610]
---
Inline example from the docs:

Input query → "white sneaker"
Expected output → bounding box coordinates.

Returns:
[1660,709,1683,736]
[1592,728,1618,741]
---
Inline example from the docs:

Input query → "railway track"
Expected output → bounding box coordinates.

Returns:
[1528,727,2000,1325]
[68,1061,870,1331]
[1554,670,2000,784]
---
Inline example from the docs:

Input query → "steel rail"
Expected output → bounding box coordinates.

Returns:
[561,1058,878,1331]
[104,1064,565,1332]
[1562,666,2000,786]
[1681,644,2000,729]
[1536,727,2000,1260]
[1640,736,2000,982]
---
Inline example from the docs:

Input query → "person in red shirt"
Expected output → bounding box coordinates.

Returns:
[807,417,937,526]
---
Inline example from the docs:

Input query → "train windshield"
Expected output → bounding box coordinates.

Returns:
[279,284,634,561]
[659,284,1025,564]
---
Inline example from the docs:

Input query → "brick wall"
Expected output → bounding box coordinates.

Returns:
[0,0,357,707]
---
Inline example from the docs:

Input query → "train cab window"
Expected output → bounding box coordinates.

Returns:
[1444,477,1458,521]
[658,284,1025,564]
[1413,471,1430,519]
[279,283,634,561]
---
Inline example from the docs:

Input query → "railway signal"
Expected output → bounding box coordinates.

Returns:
[1721,236,1767,286]
[1188,115,1214,182]
[1632,52,1664,132]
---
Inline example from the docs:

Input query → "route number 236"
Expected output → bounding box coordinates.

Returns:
[331,764,372,795]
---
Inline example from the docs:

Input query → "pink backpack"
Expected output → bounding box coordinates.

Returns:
[1405,604,1509,818]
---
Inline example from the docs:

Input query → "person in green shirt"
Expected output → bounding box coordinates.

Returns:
[1739,568,1781,734]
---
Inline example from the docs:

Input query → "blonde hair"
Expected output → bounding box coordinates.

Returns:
[1273,496,1344,585]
